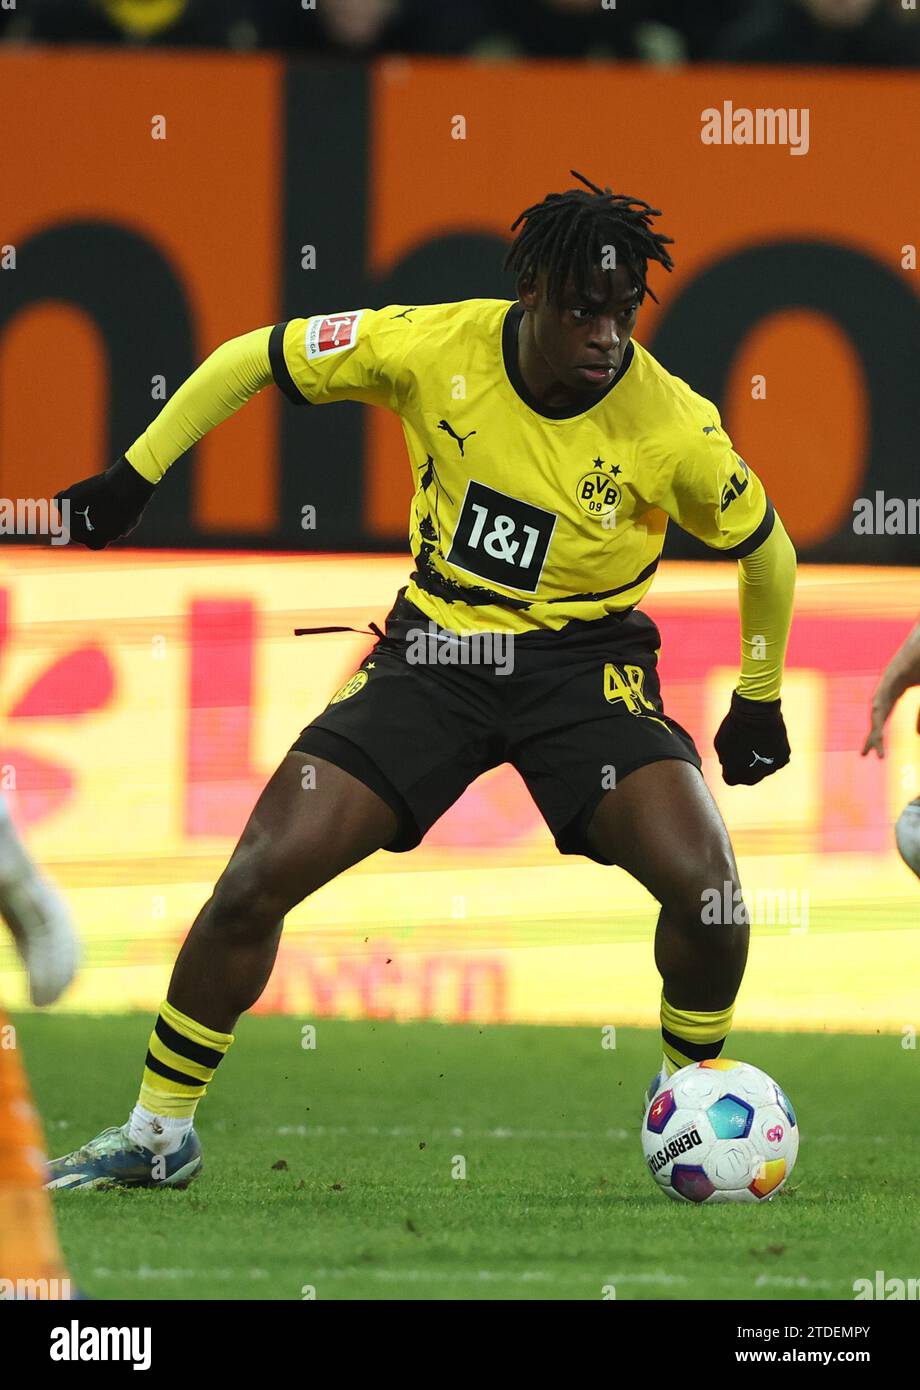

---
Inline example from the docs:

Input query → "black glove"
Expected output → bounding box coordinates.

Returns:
[714,691,790,786]
[54,456,156,550]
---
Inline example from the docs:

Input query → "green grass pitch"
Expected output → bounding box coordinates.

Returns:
[14,1013,917,1301]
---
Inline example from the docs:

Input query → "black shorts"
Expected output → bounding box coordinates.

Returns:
[292,589,701,866]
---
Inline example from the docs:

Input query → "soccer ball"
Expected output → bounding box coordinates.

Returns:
[642,1059,798,1204]
[895,797,920,879]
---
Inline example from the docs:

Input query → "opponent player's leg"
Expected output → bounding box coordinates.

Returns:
[0,1012,71,1297]
[586,759,748,1085]
[0,798,77,1293]
[47,752,398,1189]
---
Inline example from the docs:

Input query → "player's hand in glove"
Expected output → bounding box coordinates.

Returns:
[4,877,80,1007]
[714,691,790,786]
[54,455,156,550]
[0,801,79,1006]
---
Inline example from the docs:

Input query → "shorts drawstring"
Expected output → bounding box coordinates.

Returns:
[294,622,386,640]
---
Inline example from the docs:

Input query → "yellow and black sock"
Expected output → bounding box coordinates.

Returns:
[660,994,735,1076]
[138,1001,233,1119]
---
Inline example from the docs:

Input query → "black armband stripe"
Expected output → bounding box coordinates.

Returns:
[269,321,308,406]
[720,497,776,560]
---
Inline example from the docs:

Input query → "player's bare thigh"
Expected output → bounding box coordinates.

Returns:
[216,751,399,916]
[586,758,739,906]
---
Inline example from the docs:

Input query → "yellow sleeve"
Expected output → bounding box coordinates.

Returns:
[125,327,274,483]
[268,307,414,411]
[651,404,794,699]
[736,512,797,701]
[658,418,774,557]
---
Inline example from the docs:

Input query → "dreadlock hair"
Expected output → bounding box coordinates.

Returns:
[504,170,675,309]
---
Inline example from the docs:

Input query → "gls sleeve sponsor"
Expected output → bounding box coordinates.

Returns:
[270,306,417,411]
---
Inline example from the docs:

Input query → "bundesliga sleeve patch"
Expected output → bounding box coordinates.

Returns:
[305,311,363,360]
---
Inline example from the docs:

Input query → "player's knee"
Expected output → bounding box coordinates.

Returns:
[666,851,748,941]
[208,856,293,941]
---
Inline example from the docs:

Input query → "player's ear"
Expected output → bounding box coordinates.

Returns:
[517,275,538,311]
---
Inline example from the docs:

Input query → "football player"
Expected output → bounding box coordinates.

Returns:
[48,173,795,1187]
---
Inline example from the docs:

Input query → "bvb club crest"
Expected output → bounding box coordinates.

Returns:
[330,670,369,704]
[575,457,622,519]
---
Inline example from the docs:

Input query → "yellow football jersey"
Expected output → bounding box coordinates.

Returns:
[270,300,774,635]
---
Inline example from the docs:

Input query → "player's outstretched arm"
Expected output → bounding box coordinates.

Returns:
[54,327,275,549]
[714,514,797,785]
[861,617,920,759]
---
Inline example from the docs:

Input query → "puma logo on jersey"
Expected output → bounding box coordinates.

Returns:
[390,307,418,321]
[703,424,718,434]
[76,506,93,531]
[438,419,477,456]
[750,750,774,767]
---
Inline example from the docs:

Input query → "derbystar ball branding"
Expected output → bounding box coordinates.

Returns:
[646,1125,704,1176]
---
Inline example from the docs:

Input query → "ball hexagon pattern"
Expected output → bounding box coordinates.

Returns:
[642,1059,799,1204]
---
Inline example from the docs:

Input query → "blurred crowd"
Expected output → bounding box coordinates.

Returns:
[1,0,920,66]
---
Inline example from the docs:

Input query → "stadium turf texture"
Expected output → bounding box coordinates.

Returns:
[14,1013,917,1301]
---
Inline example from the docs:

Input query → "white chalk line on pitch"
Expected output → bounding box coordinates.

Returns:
[270,1123,884,1144]
[272,1123,635,1141]
[51,1117,887,1144]
[92,1265,271,1281]
[88,1266,835,1291]
[87,1266,671,1286]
